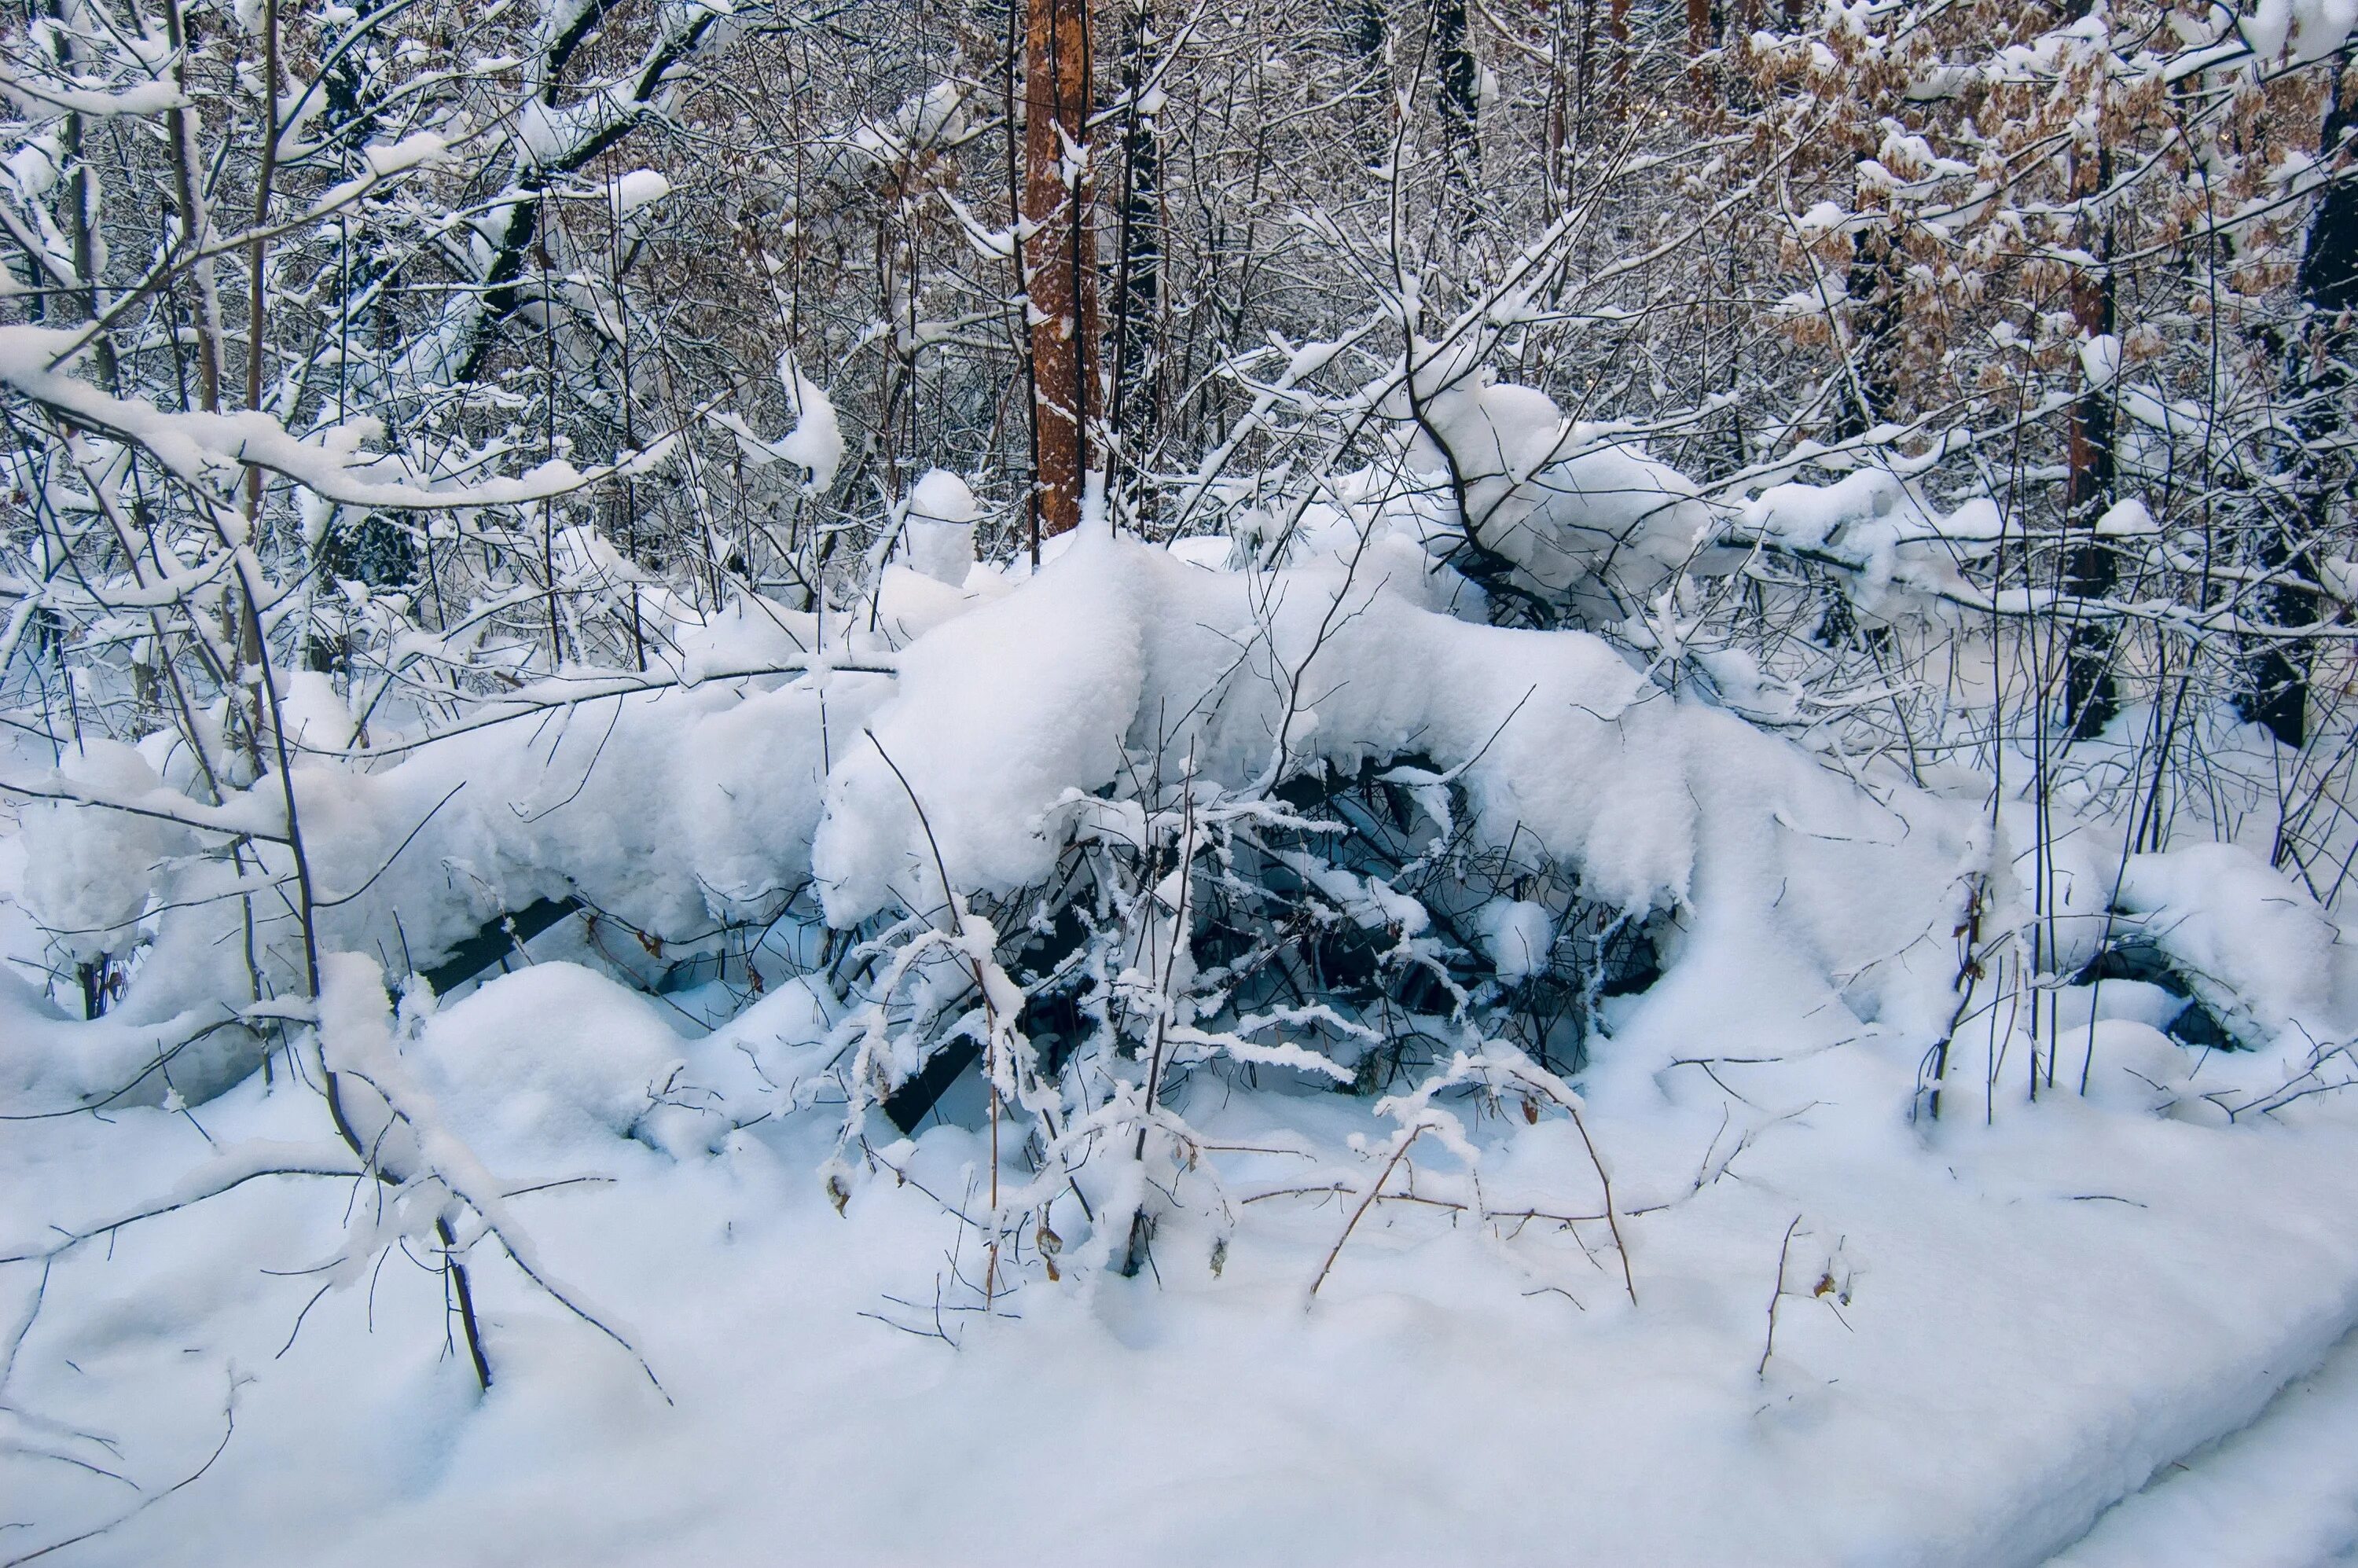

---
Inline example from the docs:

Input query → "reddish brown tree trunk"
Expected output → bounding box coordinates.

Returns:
[1023,0,1097,538]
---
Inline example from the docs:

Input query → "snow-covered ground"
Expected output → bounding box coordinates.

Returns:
[14,0,2358,1546]
[11,947,2358,1565]
[2058,1314,2358,1567]
[12,523,2358,1566]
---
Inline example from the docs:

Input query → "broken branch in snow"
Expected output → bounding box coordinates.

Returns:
[1758,1214,1803,1380]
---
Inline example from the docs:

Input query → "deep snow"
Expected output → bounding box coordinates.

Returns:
[11,940,2358,1565]
[10,502,2358,1565]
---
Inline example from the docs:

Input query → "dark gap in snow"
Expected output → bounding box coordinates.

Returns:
[2076,940,2240,1052]
[418,896,585,995]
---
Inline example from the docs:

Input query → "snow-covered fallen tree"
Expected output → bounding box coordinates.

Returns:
[14,0,2358,1549]
[9,364,2356,1332]
[13,436,2358,1560]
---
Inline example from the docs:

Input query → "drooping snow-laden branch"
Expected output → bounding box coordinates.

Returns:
[0,325,683,510]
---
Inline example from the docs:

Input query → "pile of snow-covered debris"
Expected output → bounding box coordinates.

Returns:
[8,372,2358,1566]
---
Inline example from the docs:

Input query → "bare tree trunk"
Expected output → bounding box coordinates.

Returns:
[1819,183,1903,653]
[2065,185,2119,743]
[46,0,116,391]
[160,0,222,413]
[2246,78,2358,748]
[1023,0,1098,538]
[1835,224,1900,440]
[1111,0,1160,471]
[1434,0,1478,223]
[244,0,281,530]
[1342,0,1390,162]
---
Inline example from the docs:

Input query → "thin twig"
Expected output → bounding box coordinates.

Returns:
[1757,1214,1802,1379]
[1307,1124,1425,1300]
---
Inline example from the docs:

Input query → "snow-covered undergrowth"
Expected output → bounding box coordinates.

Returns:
[16,0,2358,1544]
[10,391,2358,1562]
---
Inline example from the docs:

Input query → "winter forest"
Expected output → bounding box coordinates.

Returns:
[13,0,2358,1556]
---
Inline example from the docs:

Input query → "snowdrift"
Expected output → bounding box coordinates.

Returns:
[10,499,2358,1568]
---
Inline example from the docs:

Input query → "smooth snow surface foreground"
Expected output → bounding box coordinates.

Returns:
[2059,1314,2358,1567]
[11,1010,2358,1566]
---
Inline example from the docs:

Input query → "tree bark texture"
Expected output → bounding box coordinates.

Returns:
[1024,0,1098,538]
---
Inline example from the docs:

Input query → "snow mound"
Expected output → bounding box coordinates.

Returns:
[403,963,685,1162]
[19,739,190,964]
[1387,341,1718,614]
[903,468,980,586]
[812,531,1977,1067]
